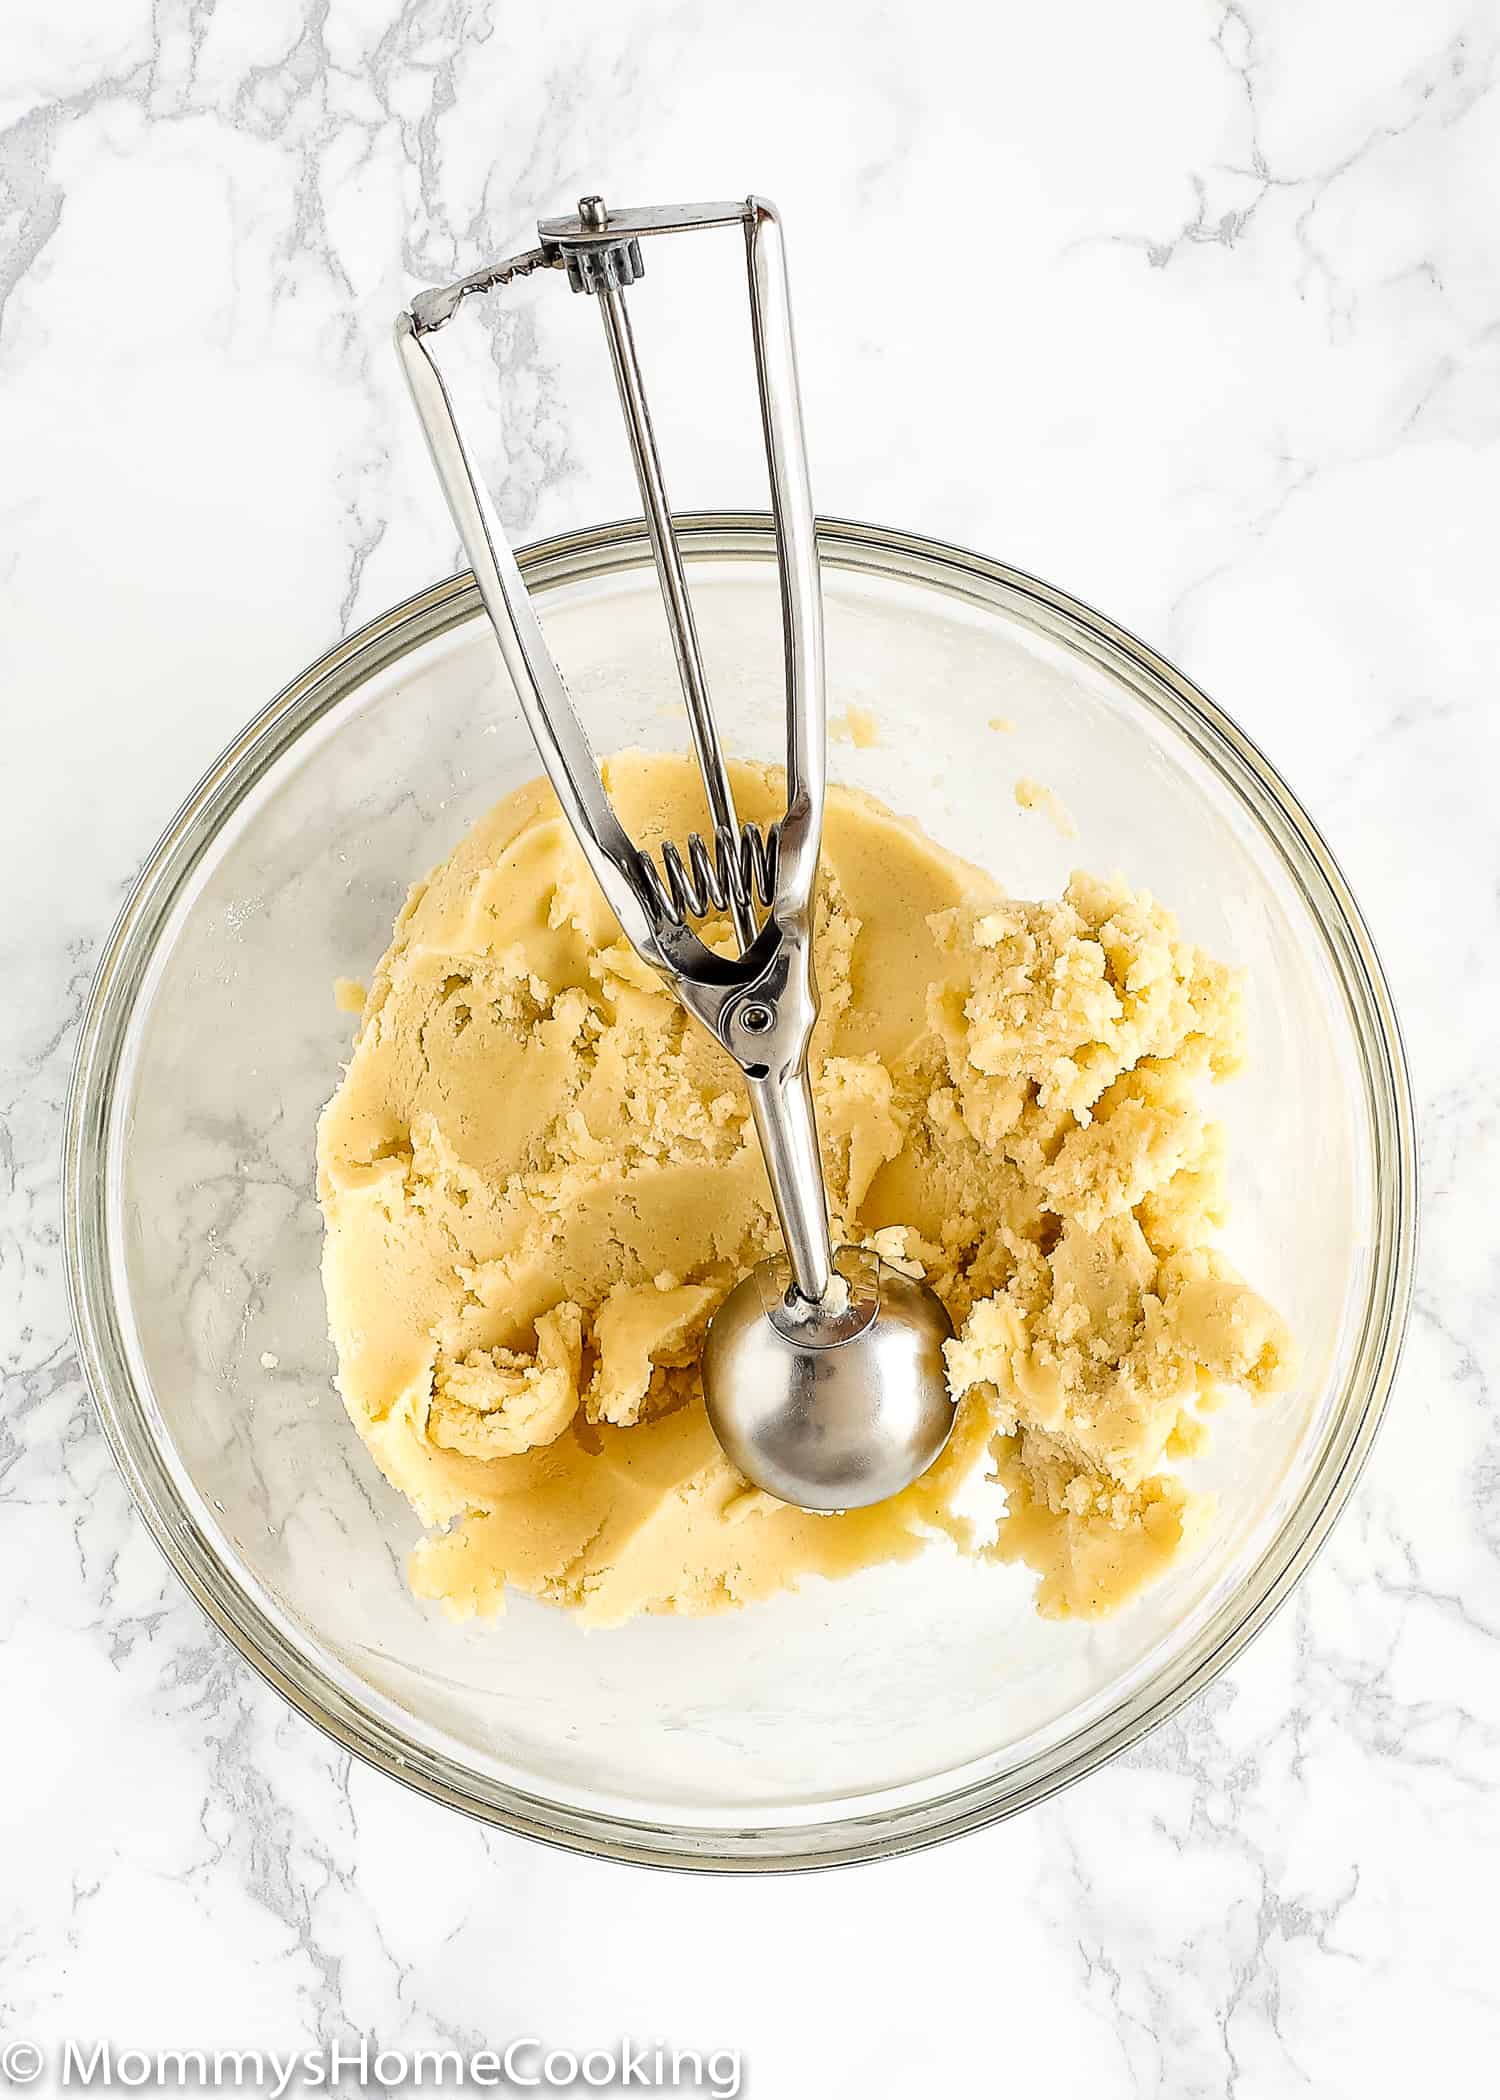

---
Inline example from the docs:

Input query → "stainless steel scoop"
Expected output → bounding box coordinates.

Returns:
[397,192,955,1511]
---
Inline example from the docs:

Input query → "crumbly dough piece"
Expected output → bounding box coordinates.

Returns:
[317,753,1294,1627]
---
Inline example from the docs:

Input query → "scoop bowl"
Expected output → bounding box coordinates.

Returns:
[702,1250,957,1511]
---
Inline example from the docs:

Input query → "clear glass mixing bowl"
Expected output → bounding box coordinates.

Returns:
[65,517,1415,1870]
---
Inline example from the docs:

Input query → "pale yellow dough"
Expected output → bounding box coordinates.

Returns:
[317,752,1294,1627]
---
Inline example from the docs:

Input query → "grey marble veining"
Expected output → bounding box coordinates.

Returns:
[3,0,1496,2092]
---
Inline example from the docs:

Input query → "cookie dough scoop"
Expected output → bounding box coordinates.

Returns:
[397,191,956,1510]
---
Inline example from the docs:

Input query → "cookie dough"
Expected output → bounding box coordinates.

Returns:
[1013,776,1077,839]
[317,751,1294,1626]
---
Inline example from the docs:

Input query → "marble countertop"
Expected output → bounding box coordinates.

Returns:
[4,0,1495,2092]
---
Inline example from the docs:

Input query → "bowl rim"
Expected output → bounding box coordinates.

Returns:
[64,512,1418,1872]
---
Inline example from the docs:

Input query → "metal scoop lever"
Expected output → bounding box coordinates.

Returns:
[397,193,955,1510]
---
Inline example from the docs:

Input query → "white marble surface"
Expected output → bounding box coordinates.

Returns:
[2,0,1496,2091]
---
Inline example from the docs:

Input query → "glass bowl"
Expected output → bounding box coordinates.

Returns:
[65,516,1415,1870]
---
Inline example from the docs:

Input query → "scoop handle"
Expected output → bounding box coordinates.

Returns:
[744,197,826,926]
[746,1070,832,1305]
[715,923,834,1307]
